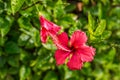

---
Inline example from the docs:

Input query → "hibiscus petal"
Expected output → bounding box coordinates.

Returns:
[77,45,95,62]
[40,27,48,43]
[55,49,70,65]
[50,32,71,52]
[40,16,60,34]
[57,32,69,47]
[70,30,87,48]
[67,52,83,70]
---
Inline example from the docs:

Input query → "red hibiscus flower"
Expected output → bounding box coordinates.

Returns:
[40,16,60,43]
[54,30,95,70]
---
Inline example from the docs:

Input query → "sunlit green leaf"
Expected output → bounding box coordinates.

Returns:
[0,16,14,37]
[18,33,30,46]
[88,12,95,34]
[53,0,64,18]
[0,68,7,79]
[11,0,25,14]
[19,66,31,80]
[94,19,106,36]
[98,3,103,19]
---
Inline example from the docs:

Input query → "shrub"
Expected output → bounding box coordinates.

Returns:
[0,0,120,80]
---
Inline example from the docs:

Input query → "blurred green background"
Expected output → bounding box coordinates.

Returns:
[0,0,120,80]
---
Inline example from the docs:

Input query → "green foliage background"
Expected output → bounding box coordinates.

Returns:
[0,0,120,80]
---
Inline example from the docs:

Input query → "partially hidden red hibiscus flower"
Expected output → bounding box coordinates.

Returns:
[54,30,95,70]
[40,16,60,43]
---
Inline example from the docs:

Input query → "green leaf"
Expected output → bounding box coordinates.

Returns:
[19,66,31,80]
[94,19,106,36]
[101,30,111,39]
[53,0,64,18]
[0,68,7,79]
[43,71,58,80]
[89,34,101,43]
[82,0,89,5]
[5,41,20,54]
[25,39,34,49]
[18,33,30,46]
[0,17,4,28]
[18,16,32,31]
[0,1,4,14]
[88,12,95,34]
[65,4,76,12]
[33,30,41,47]
[110,7,120,18]
[68,26,78,36]
[0,37,7,46]
[67,77,78,80]
[8,67,18,75]
[11,0,25,14]
[0,56,6,68]
[98,3,103,20]
[107,47,116,62]
[42,39,56,50]
[8,56,19,67]
[29,28,41,47]
[101,0,109,5]
[30,48,52,69]
[0,47,2,56]
[0,16,14,37]
[19,49,31,64]
[57,14,75,29]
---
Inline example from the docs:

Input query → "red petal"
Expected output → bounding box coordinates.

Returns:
[67,52,83,70]
[77,45,95,62]
[70,30,87,48]
[55,49,70,65]
[40,27,48,43]
[50,32,71,52]
[57,32,69,47]
[40,16,60,34]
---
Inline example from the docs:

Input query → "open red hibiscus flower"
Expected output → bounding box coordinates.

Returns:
[54,30,95,70]
[40,16,60,43]
[39,16,95,70]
